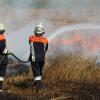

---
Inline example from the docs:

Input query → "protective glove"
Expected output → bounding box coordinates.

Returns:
[28,54,35,62]
[32,56,35,61]
[7,50,10,55]
[3,48,10,55]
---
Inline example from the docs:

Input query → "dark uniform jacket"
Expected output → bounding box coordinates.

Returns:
[29,35,48,62]
[0,34,8,65]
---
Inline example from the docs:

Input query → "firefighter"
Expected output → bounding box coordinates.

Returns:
[29,23,48,89]
[0,24,9,93]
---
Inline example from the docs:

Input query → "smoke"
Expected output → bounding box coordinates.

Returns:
[49,23,100,41]
[0,0,100,60]
[0,0,53,60]
[47,0,100,23]
[45,0,100,58]
[48,23,100,58]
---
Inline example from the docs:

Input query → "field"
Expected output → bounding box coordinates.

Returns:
[0,54,100,100]
[0,5,100,100]
[0,0,100,100]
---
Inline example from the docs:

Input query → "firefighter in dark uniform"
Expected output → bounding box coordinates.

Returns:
[29,23,48,89]
[0,24,8,93]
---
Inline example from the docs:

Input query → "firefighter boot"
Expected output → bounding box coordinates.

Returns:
[34,80,44,90]
[0,81,3,95]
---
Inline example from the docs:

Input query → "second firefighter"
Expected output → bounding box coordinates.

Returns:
[29,23,48,89]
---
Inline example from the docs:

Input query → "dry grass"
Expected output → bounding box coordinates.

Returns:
[2,54,100,100]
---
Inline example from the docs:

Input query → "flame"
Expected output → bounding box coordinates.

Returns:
[61,33,81,45]
[51,31,100,53]
[83,36,100,53]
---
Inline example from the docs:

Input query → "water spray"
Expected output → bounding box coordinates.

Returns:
[48,23,100,41]
[48,23,100,66]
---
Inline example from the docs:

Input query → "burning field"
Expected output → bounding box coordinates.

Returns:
[1,54,100,100]
[0,0,100,100]
[0,12,100,100]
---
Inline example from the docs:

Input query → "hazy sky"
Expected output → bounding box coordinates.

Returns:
[0,0,99,10]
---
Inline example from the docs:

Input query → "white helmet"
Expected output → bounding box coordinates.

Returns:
[34,23,45,36]
[0,24,5,30]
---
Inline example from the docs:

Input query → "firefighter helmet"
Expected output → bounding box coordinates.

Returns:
[0,24,5,30]
[34,23,45,36]
[0,24,5,34]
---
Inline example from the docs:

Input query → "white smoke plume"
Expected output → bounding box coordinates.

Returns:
[48,23,100,58]
[0,0,52,60]
[0,0,100,60]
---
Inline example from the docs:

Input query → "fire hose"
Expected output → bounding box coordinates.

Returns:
[9,52,29,63]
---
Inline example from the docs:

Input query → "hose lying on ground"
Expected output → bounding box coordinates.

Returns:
[9,53,29,63]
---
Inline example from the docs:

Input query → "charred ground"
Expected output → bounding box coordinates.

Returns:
[1,54,100,100]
